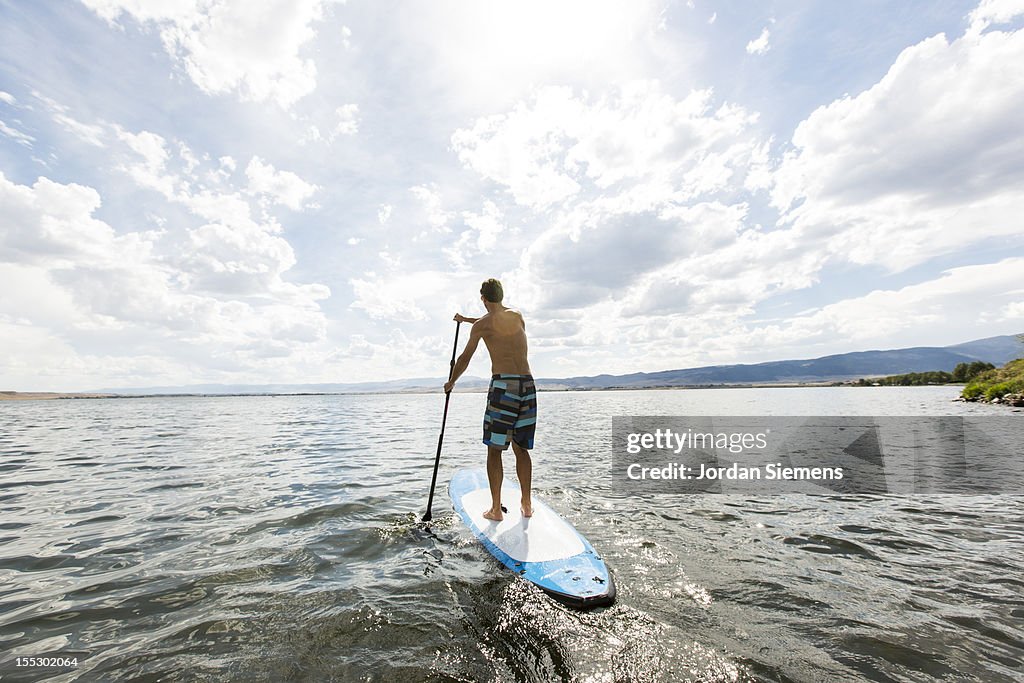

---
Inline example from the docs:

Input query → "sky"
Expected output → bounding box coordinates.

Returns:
[1,0,1023,391]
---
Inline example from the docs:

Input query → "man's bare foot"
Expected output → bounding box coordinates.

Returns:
[482,508,503,521]
[521,501,533,518]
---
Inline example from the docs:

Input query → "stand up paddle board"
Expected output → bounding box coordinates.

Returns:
[449,468,615,608]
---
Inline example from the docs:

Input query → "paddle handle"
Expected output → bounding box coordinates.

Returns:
[423,320,461,522]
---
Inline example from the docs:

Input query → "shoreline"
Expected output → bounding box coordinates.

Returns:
[0,383,965,401]
[0,392,118,401]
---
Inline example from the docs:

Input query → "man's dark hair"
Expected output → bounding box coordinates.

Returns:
[481,278,503,303]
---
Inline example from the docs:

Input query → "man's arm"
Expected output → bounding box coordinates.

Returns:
[454,313,479,324]
[444,324,482,393]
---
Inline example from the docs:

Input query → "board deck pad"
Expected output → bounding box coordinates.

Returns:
[449,468,615,608]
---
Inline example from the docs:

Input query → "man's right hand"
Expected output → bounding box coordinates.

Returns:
[454,313,469,323]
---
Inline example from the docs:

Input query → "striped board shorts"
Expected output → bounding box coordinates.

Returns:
[483,374,537,450]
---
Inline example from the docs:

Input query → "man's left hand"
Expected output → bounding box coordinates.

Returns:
[444,381,454,393]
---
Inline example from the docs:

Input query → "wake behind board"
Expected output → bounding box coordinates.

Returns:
[449,468,615,609]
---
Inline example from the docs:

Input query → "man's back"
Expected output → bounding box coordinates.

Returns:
[444,278,537,521]
[478,308,532,376]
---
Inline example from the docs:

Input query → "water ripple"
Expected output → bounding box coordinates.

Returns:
[0,389,1021,681]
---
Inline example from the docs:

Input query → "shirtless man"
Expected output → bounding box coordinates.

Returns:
[444,278,536,521]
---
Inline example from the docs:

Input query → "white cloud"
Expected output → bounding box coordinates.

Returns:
[4,0,1023,388]
[81,0,331,108]
[736,258,1024,353]
[0,174,126,266]
[114,131,316,291]
[54,115,105,146]
[349,271,449,321]
[771,22,1024,272]
[461,200,504,253]
[746,27,771,55]
[996,300,1024,322]
[332,103,359,137]
[245,156,319,210]
[32,91,108,147]
[0,127,333,388]
[452,81,768,323]
[445,200,506,269]
[116,128,175,196]
[0,91,16,105]
[0,120,34,147]
[460,13,1024,372]
[409,184,449,232]
[452,82,760,211]
[968,0,1024,33]
[397,0,670,109]
[0,170,327,324]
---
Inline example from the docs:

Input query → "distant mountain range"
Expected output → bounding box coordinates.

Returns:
[543,334,1023,389]
[96,333,1023,395]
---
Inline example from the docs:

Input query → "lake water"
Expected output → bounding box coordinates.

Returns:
[0,387,1022,682]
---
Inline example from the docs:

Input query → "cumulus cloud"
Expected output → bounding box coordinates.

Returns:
[348,271,451,321]
[746,27,771,55]
[454,10,1024,370]
[0,169,327,329]
[80,0,331,108]
[771,22,1024,271]
[0,175,133,267]
[733,258,1024,354]
[116,128,175,196]
[995,300,1024,322]
[332,103,359,137]
[968,0,1024,33]
[452,82,760,211]
[5,0,1023,387]
[444,200,506,270]
[245,156,319,210]
[0,118,332,388]
[452,81,767,322]
[107,125,325,300]
[409,184,450,233]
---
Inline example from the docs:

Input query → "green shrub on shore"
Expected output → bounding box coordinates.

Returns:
[961,358,1024,402]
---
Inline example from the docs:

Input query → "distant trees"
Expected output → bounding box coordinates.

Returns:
[951,361,995,382]
[855,361,995,387]
[854,371,954,386]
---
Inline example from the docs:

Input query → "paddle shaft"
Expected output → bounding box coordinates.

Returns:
[422,320,462,522]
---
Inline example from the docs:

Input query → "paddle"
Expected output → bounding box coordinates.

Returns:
[422,319,462,522]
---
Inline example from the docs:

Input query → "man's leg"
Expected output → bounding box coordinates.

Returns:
[483,445,504,521]
[512,442,532,517]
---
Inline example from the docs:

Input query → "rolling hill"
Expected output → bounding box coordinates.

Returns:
[95,334,1023,394]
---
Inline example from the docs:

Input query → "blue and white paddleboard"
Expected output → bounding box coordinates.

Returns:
[449,468,615,608]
